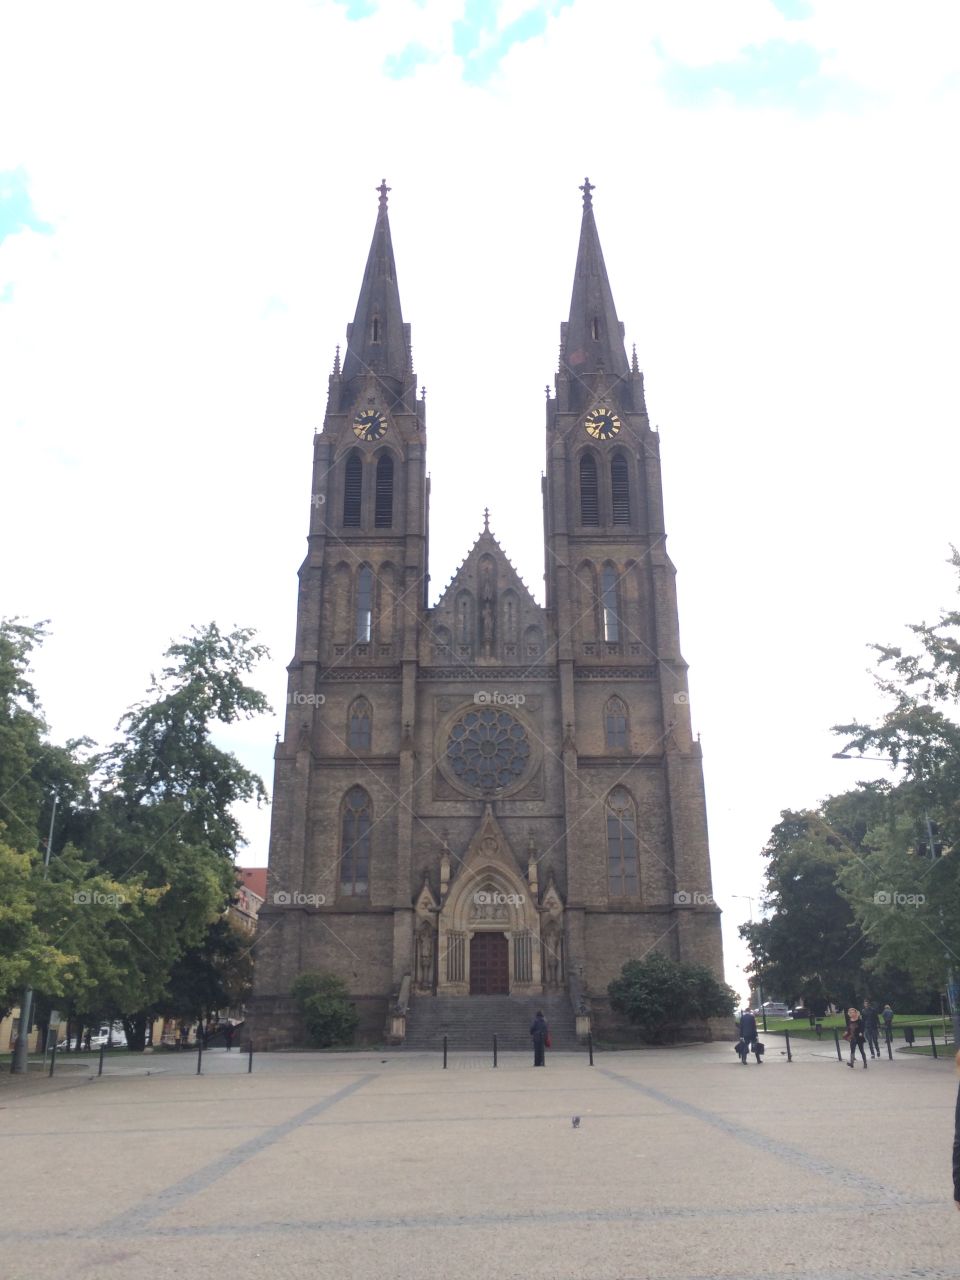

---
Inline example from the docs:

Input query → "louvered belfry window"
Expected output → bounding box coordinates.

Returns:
[374,454,393,528]
[611,454,630,525]
[343,452,362,526]
[580,454,599,525]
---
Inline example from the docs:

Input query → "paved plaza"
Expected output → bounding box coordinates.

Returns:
[0,1039,956,1280]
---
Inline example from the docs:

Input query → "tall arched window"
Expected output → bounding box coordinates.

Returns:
[374,454,394,528]
[604,696,628,749]
[340,786,371,897]
[606,786,639,897]
[601,564,620,643]
[580,453,599,525]
[343,451,362,527]
[611,453,630,525]
[348,697,372,750]
[356,566,373,643]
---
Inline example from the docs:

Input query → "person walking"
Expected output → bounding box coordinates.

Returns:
[846,1007,868,1068]
[862,999,881,1058]
[530,1010,548,1067]
[738,1008,758,1064]
[223,1021,236,1051]
[953,1049,960,1210]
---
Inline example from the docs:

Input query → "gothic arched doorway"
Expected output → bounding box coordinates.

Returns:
[469,932,509,994]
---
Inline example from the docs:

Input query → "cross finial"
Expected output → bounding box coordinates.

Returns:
[483,507,490,532]
[377,178,391,209]
[580,176,595,208]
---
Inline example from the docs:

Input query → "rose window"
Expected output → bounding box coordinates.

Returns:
[445,708,531,792]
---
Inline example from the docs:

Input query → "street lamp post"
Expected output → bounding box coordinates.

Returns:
[732,894,767,1032]
[11,794,58,1075]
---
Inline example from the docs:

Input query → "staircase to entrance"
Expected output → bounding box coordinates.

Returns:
[403,992,580,1051]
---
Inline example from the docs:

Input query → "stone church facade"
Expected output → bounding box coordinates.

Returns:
[249,180,725,1047]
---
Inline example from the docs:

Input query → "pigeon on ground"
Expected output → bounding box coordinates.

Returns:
[572,1116,581,1128]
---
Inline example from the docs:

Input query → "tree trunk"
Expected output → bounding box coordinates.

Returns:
[123,1013,147,1051]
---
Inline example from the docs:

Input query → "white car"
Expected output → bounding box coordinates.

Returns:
[760,1002,792,1018]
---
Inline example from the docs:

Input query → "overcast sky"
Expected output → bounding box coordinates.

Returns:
[3,0,959,1001]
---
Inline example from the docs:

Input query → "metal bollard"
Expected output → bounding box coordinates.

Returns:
[443,1035,448,1069]
[197,1039,203,1075]
[588,1032,594,1066]
[833,1027,842,1062]
[929,1026,939,1059]
[248,1041,254,1074]
[785,1030,792,1063]
[48,1039,57,1078]
[493,1034,498,1068]
[98,1042,105,1076]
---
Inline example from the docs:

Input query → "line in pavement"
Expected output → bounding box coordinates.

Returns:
[101,1074,375,1234]
[598,1067,904,1201]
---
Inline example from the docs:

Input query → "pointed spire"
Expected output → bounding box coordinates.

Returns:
[341,180,408,385]
[562,178,630,383]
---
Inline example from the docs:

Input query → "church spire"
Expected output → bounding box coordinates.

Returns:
[561,177,630,384]
[341,179,409,386]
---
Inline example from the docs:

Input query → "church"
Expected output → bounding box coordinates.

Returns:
[249,180,725,1048]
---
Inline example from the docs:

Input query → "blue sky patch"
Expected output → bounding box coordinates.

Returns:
[384,41,436,79]
[331,0,376,19]
[453,0,573,85]
[771,0,813,19]
[0,168,53,247]
[660,39,863,113]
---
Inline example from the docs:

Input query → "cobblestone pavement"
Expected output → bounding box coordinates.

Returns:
[0,1040,956,1280]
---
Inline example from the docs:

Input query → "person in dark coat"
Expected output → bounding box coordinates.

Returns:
[846,1007,867,1068]
[223,1021,236,1051]
[861,999,880,1058]
[530,1010,548,1066]
[953,1050,960,1209]
[738,1009,758,1064]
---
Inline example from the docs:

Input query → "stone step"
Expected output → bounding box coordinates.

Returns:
[403,994,581,1051]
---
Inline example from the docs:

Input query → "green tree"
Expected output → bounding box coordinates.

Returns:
[834,549,960,1016]
[739,790,891,1010]
[291,972,360,1048]
[607,951,737,1043]
[163,915,255,1027]
[83,623,269,1047]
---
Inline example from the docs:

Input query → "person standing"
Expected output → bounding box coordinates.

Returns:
[862,999,881,1058]
[953,1049,960,1210]
[847,1007,868,1068]
[881,1004,894,1046]
[530,1010,548,1067]
[738,1008,758,1064]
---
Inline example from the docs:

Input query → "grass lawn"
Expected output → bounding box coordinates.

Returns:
[758,1013,953,1042]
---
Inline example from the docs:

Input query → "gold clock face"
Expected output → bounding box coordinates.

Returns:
[353,409,387,441]
[584,405,621,440]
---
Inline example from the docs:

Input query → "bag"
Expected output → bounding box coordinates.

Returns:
[841,1029,851,1041]
[545,1033,552,1049]
[734,1039,746,1054]
[751,1040,764,1056]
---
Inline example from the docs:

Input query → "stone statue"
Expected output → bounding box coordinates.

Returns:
[417,927,434,988]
